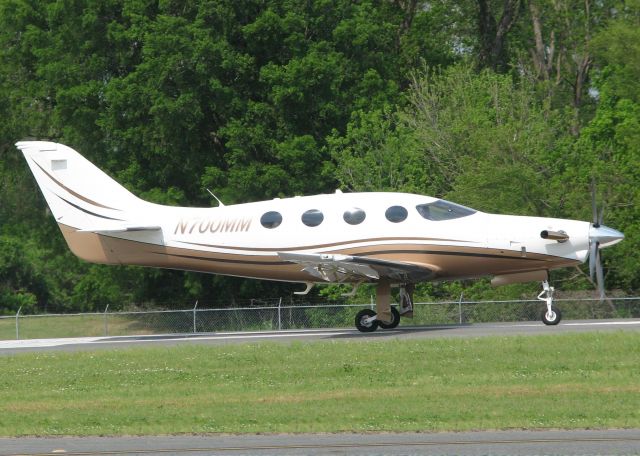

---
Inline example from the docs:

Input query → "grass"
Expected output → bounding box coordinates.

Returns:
[0,332,639,436]
[0,314,159,340]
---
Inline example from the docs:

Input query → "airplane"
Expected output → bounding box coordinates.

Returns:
[17,141,625,332]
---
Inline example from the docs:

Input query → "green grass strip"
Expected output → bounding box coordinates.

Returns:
[0,332,639,436]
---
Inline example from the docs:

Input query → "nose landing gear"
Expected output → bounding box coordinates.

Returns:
[538,280,562,325]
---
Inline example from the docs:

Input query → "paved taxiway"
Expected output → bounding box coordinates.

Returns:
[1,318,639,354]
[1,429,640,455]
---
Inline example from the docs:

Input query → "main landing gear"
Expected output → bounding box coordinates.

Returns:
[354,281,414,332]
[538,280,562,325]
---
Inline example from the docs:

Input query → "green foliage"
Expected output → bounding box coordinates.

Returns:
[334,63,571,215]
[408,64,568,214]
[0,235,48,314]
[558,96,640,290]
[590,0,640,103]
[328,108,426,193]
[549,2,640,291]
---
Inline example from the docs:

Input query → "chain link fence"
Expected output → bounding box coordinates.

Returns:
[1,297,639,340]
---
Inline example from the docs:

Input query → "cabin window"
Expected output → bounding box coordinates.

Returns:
[301,209,324,227]
[343,207,366,225]
[385,205,408,223]
[260,211,283,229]
[416,200,476,221]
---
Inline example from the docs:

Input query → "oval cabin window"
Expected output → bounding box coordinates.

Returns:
[385,205,408,223]
[343,207,366,225]
[301,209,324,227]
[260,211,283,229]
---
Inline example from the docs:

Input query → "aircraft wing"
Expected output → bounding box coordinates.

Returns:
[277,252,434,283]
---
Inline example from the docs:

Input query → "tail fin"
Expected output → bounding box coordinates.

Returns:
[16,141,150,231]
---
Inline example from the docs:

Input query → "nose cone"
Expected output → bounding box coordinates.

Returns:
[590,224,625,248]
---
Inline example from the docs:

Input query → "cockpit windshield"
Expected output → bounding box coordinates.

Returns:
[415,200,477,221]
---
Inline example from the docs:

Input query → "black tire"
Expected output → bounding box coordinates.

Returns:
[378,307,400,329]
[541,306,562,325]
[355,309,379,332]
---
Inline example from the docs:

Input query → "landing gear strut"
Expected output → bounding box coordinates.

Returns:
[354,282,413,332]
[538,280,562,325]
[399,283,414,317]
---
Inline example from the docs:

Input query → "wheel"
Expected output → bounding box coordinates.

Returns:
[378,307,400,329]
[541,306,562,325]
[355,309,379,332]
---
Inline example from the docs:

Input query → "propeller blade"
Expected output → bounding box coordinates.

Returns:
[587,180,619,299]
[598,206,605,226]
[595,248,605,300]
[590,179,599,226]
[589,241,598,279]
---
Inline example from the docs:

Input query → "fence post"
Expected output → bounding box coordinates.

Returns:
[104,304,109,336]
[458,293,464,324]
[193,300,199,333]
[277,297,282,331]
[16,306,22,340]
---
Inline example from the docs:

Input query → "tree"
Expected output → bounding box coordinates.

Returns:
[0,0,457,312]
[1,0,638,313]
[553,0,640,292]
[328,107,427,193]
[515,0,615,134]
[405,63,572,215]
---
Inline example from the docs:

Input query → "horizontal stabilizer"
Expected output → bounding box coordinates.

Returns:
[78,225,162,234]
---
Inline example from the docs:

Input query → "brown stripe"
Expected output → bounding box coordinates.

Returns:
[56,194,125,221]
[32,158,121,211]
[356,249,548,262]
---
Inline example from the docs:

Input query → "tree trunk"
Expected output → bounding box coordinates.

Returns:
[394,0,419,50]
[529,0,555,81]
[477,0,522,71]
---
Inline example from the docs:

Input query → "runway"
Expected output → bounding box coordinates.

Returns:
[1,318,639,354]
[1,429,640,455]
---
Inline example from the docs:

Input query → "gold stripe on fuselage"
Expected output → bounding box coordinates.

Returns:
[175,236,477,252]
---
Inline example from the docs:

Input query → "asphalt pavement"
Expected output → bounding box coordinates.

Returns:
[1,318,639,354]
[1,429,639,455]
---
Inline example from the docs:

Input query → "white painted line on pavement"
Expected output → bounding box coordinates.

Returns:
[564,321,640,326]
[0,337,102,349]
[0,331,354,349]
[92,331,354,345]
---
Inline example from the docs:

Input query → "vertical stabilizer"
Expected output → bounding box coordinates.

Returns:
[16,141,146,231]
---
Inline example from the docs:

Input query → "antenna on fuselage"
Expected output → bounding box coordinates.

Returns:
[206,188,225,207]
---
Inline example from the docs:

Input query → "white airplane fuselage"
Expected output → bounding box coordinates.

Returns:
[17,141,624,329]
[55,187,591,284]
